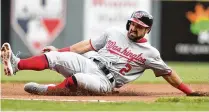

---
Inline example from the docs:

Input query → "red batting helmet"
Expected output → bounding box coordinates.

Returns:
[126,11,153,32]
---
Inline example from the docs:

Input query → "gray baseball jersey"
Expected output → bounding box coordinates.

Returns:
[45,27,172,93]
[89,27,172,88]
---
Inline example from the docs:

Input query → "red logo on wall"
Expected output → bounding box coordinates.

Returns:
[11,0,66,54]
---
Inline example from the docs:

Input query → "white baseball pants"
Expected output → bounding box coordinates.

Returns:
[44,51,113,93]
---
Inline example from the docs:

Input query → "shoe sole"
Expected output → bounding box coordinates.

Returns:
[24,82,52,95]
[1,43,13,76]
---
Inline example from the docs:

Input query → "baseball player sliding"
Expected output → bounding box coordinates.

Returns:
[1,11,205,96]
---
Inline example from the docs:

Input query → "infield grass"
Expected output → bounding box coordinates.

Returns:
[1,97,209,111]
[1,62,209,83]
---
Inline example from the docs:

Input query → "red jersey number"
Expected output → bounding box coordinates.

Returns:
[119,63,132,75]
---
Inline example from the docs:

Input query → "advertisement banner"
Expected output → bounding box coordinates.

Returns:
[83,0,151,42]
[161,1,209,61]
[11,0,66,55]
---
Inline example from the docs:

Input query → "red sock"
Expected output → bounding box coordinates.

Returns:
[47,76,77,90]
[18,55,49,70]
[177,83,193,95]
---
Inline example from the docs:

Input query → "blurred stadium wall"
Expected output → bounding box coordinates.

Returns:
[1,0,209,61]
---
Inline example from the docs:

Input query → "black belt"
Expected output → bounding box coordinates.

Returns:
[92,59,114,83]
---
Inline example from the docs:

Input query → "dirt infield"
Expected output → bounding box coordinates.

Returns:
[1,83,209,102]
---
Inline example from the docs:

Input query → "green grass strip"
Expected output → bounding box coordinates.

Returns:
[1,98,209,111]
[156,97,209,103]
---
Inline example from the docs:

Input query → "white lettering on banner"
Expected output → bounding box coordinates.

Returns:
[198,31,209,44]
[11,0,66,55]
[83,0,152,42]
[98,13,128,23]
[92,0,137,7]
[175,31,209,55]
[175,43,209,55]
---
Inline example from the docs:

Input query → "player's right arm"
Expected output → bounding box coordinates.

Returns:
[43,29,109,54]
[42,39,94,54]
[65,40,94,54]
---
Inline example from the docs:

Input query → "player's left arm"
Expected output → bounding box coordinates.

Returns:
[162,70,192,95]
[148,49,206,96]
[162,70,206,96]
[162,70,182,88]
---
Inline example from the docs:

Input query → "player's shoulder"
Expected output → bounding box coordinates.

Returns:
[144,44,161,58]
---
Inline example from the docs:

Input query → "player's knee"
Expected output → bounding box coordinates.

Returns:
[44,51,75,68]
[73,73,84,82]
[73,73,86,86]
[44,51,60,69]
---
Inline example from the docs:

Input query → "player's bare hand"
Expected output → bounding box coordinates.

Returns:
[187,91,208,96]
[42,46,58,53]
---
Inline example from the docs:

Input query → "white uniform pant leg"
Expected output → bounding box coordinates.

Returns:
[45,51,88,77]
[44,51,113,93]
[74,73,112,93]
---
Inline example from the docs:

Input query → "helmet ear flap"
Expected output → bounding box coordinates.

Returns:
[126,21,131,31]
